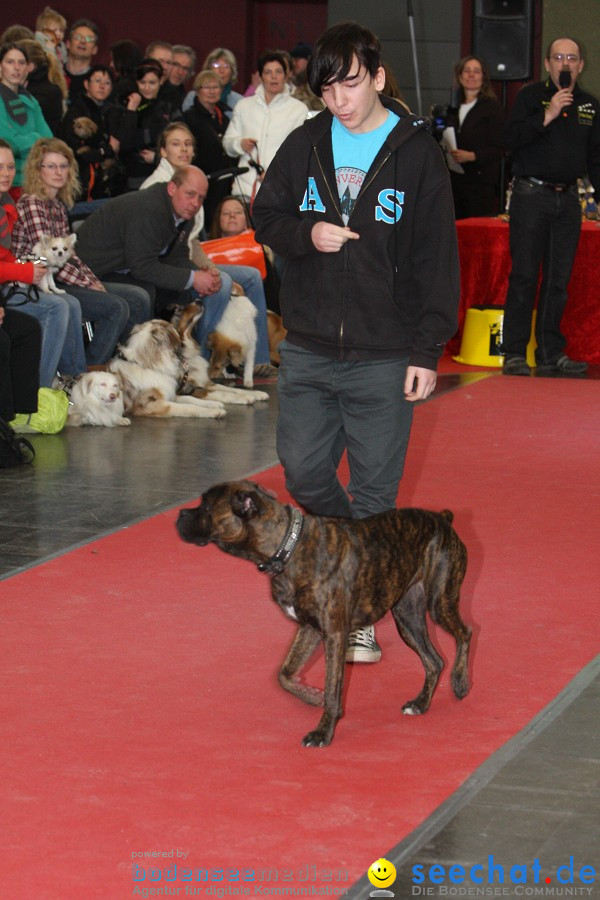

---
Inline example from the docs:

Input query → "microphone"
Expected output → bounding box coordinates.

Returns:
[558,71,571,117]
[449,85,461,111]
[206,166,249,182]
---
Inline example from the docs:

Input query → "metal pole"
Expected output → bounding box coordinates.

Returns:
[407,0,423,114]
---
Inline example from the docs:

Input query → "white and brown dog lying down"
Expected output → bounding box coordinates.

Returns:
[105,317,268,421]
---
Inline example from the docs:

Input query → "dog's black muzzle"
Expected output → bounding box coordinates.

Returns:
[176,507,210,545]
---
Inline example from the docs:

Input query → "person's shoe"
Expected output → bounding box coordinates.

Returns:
[502,356,531,376]
[555,354,588,374]
[346,625,382,663]
[253,363,278,378]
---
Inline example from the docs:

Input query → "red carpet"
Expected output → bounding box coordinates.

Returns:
[2,375,599,898]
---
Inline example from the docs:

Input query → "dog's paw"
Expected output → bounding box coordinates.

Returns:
[402,701,425,716]
[118,417,131,426]
[249,390,269,402]
[301,729,332,748]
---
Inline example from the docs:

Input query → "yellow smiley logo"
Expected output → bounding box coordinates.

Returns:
[367,858,397,889]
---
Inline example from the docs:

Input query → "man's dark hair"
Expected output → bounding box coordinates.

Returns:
[307,21,381,97]
[257,50,287,76]
[68,19,99,40]
[84,64,113,83]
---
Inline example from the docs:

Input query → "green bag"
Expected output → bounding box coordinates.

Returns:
[10,387,69,434]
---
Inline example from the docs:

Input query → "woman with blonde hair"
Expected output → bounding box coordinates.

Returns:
[201,48,242,117]
[13,137,151,362]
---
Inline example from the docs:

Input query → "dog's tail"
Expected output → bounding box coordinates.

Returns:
[440,509,454,523]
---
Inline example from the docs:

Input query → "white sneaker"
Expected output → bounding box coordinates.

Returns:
[346,625,382,663]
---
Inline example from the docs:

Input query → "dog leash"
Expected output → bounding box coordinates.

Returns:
[258,505,304,576]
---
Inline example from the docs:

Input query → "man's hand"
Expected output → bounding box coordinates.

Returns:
[544,88,573,124]
[311,222,360,253]
[404,365,437,402]
[192,268,222,296]
[90,281,107,292]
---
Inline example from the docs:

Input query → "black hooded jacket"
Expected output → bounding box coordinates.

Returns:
[253,96,459,370]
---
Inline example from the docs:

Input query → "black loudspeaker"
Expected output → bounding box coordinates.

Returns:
[473,0,533,81]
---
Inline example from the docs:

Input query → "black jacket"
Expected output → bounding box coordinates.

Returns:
[447,97,505,185]
[253,98,459,370]
[506,77,600,194]
[60,93,122,200]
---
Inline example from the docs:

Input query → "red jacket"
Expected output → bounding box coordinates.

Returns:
[0,199,34,284]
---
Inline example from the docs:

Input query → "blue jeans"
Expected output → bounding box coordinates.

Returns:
[503,179,582,364]
[218,264,270,364]
[192,272,233,358]
[277,341,414,519]
[63,285,129,364]
[4,286,86,385]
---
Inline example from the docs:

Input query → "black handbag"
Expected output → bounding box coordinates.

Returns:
[0,282,40,307]
[0,416,35,467]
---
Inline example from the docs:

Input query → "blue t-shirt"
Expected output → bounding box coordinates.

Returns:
[332,110,400,224]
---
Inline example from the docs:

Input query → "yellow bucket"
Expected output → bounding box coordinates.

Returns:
[453,306,537,367]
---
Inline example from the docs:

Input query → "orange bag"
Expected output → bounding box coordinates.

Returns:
[201,229,267,278]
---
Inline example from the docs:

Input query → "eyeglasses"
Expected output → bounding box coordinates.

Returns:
[550,54,580,63]
[41,163,70,172]
[172,62,192,72]
[71,33,96,44]
[200,83,221,90]
[210,63,231,70]
[88,78,112,86]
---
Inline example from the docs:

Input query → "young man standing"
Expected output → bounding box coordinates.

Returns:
[253,22,459,662]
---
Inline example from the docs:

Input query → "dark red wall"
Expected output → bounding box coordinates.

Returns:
[8,0,327,91]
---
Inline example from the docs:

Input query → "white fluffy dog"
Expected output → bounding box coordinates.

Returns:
[108,320,227,419]
[67,371,131,427]
[31,233,77,294]
[206,288,259,388]
[176,303,269,405]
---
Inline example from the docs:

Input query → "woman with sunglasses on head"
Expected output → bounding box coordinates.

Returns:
[13,138,152,364]
[0,43,52,193]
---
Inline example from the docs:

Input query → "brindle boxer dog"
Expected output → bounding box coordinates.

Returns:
[176,480,472,747]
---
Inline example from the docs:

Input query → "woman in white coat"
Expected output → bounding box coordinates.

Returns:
[222,51,308,202]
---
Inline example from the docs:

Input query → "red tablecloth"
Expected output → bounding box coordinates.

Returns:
[450,218,600,364]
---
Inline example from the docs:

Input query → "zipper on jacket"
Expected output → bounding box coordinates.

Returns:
[346,151,391,225]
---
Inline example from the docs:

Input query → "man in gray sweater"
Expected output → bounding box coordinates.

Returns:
[77,166,230,341]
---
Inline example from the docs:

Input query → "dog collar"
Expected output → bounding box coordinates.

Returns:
[258,505,304,576]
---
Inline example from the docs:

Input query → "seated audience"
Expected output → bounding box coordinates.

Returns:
[183,69,238,226]
[0,43,52,191]
[0,305,41,423]
[60,65,124,201]
[19,38,66,134]
[64,19,99,103]
[0,137,85,384]
[445,55,506,219]
[113,58,182,189]
[222,50,308,202]
[209,195,280,314]
[13,137,151,360]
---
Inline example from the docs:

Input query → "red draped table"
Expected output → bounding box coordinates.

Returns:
[449,218,600,364]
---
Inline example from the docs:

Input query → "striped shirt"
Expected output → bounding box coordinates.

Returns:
[13,194,98,288]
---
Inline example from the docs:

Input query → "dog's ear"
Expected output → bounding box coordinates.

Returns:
[67,233,77,250]
[232,490,263,520]
[206,332,216,350]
